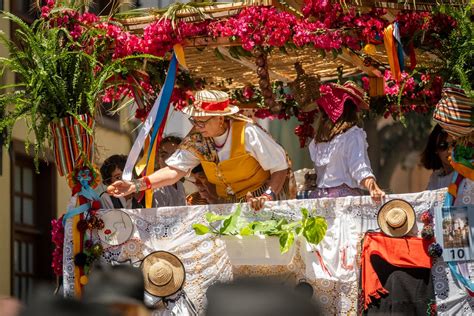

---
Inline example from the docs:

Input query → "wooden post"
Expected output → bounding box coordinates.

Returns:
[369,76,385,97]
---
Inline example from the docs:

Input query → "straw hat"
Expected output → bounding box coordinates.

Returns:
[181,90,240,117]
[141,251,185,297]
[377,199,416,238]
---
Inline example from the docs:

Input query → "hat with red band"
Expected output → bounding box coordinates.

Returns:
[182,90,240,117]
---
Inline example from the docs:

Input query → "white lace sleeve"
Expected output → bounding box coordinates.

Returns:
[244,123,289,173]
[165,149,201,173]
[346,128,375,185]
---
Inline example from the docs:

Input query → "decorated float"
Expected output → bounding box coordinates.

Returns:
[0,0,472,314]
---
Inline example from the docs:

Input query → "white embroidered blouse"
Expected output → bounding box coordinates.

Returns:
[308,126,375,189]
[426,169,454,191]
[166,122,288,173]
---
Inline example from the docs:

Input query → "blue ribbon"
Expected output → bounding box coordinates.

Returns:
[145,54,178,165]
[393,22,405,72]
[63,203,91,226]
[62,172,101,225]
[448,262,474,292]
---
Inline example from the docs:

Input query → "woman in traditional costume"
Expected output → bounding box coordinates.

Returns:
[108,90,293,210]
[308,81,385,201]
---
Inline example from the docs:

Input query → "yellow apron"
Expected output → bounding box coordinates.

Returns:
[201,121,270,199]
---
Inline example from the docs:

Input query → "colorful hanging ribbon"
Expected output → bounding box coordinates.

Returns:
[393,22,405,72]
[448,262,474,293]
[384,24,401,81]
[63,172,101,225]
[122,53,179,182]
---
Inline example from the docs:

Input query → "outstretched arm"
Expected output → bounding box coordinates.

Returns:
[107,166,187,197]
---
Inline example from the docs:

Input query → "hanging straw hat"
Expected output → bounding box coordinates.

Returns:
[181,90,240,117]
[317,81,370,123]
[141,251,185,298]
[377,199,416,238]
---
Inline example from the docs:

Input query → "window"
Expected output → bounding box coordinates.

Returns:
[11,153,56,303]
[10,0,36,24]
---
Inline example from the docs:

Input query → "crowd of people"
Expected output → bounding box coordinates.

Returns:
[1,266,321,316]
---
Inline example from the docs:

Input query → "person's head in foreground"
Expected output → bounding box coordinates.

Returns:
[205,277,322,316]
[82,264,150,316]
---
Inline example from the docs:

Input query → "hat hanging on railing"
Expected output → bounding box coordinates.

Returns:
[141,251,186,298]
[377,199,416,238]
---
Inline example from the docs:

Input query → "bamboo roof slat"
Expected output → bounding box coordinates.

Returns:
[184,45,361,89]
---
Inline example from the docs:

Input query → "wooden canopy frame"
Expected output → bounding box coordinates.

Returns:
[118,0,470,95]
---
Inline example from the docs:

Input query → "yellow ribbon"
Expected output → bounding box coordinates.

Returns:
[173,44,187,69]
[448,183,458,197]
[451,160,474,181]
[135,137,150,177]
[144,138,159,208]
[383,24,401,81]
[72,210,82,297]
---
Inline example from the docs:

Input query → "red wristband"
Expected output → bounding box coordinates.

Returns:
[143,176,152,190]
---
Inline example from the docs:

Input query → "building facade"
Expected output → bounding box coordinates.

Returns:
[0,0,135,302]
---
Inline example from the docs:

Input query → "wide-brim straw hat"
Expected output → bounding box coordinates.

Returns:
[141,251,185,298]
[317,81,370,123]
[377,199,416,238]
[181,90,240,117]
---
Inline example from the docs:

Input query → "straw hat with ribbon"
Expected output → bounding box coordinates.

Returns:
[182,90,240,117]
[377,199,416,238]
[317,81,370,123]
[141,251,185,298]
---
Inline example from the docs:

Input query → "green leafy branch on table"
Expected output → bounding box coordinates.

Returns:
[192,205,328,253]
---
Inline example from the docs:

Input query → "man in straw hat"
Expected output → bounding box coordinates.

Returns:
[108,90,293,210]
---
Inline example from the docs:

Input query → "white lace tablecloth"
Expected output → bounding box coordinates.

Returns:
[62,189,472,315]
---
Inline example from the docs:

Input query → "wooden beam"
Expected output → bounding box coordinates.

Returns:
[339,48,384,78]
[119,1,269,28]
[183,37,242,48]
